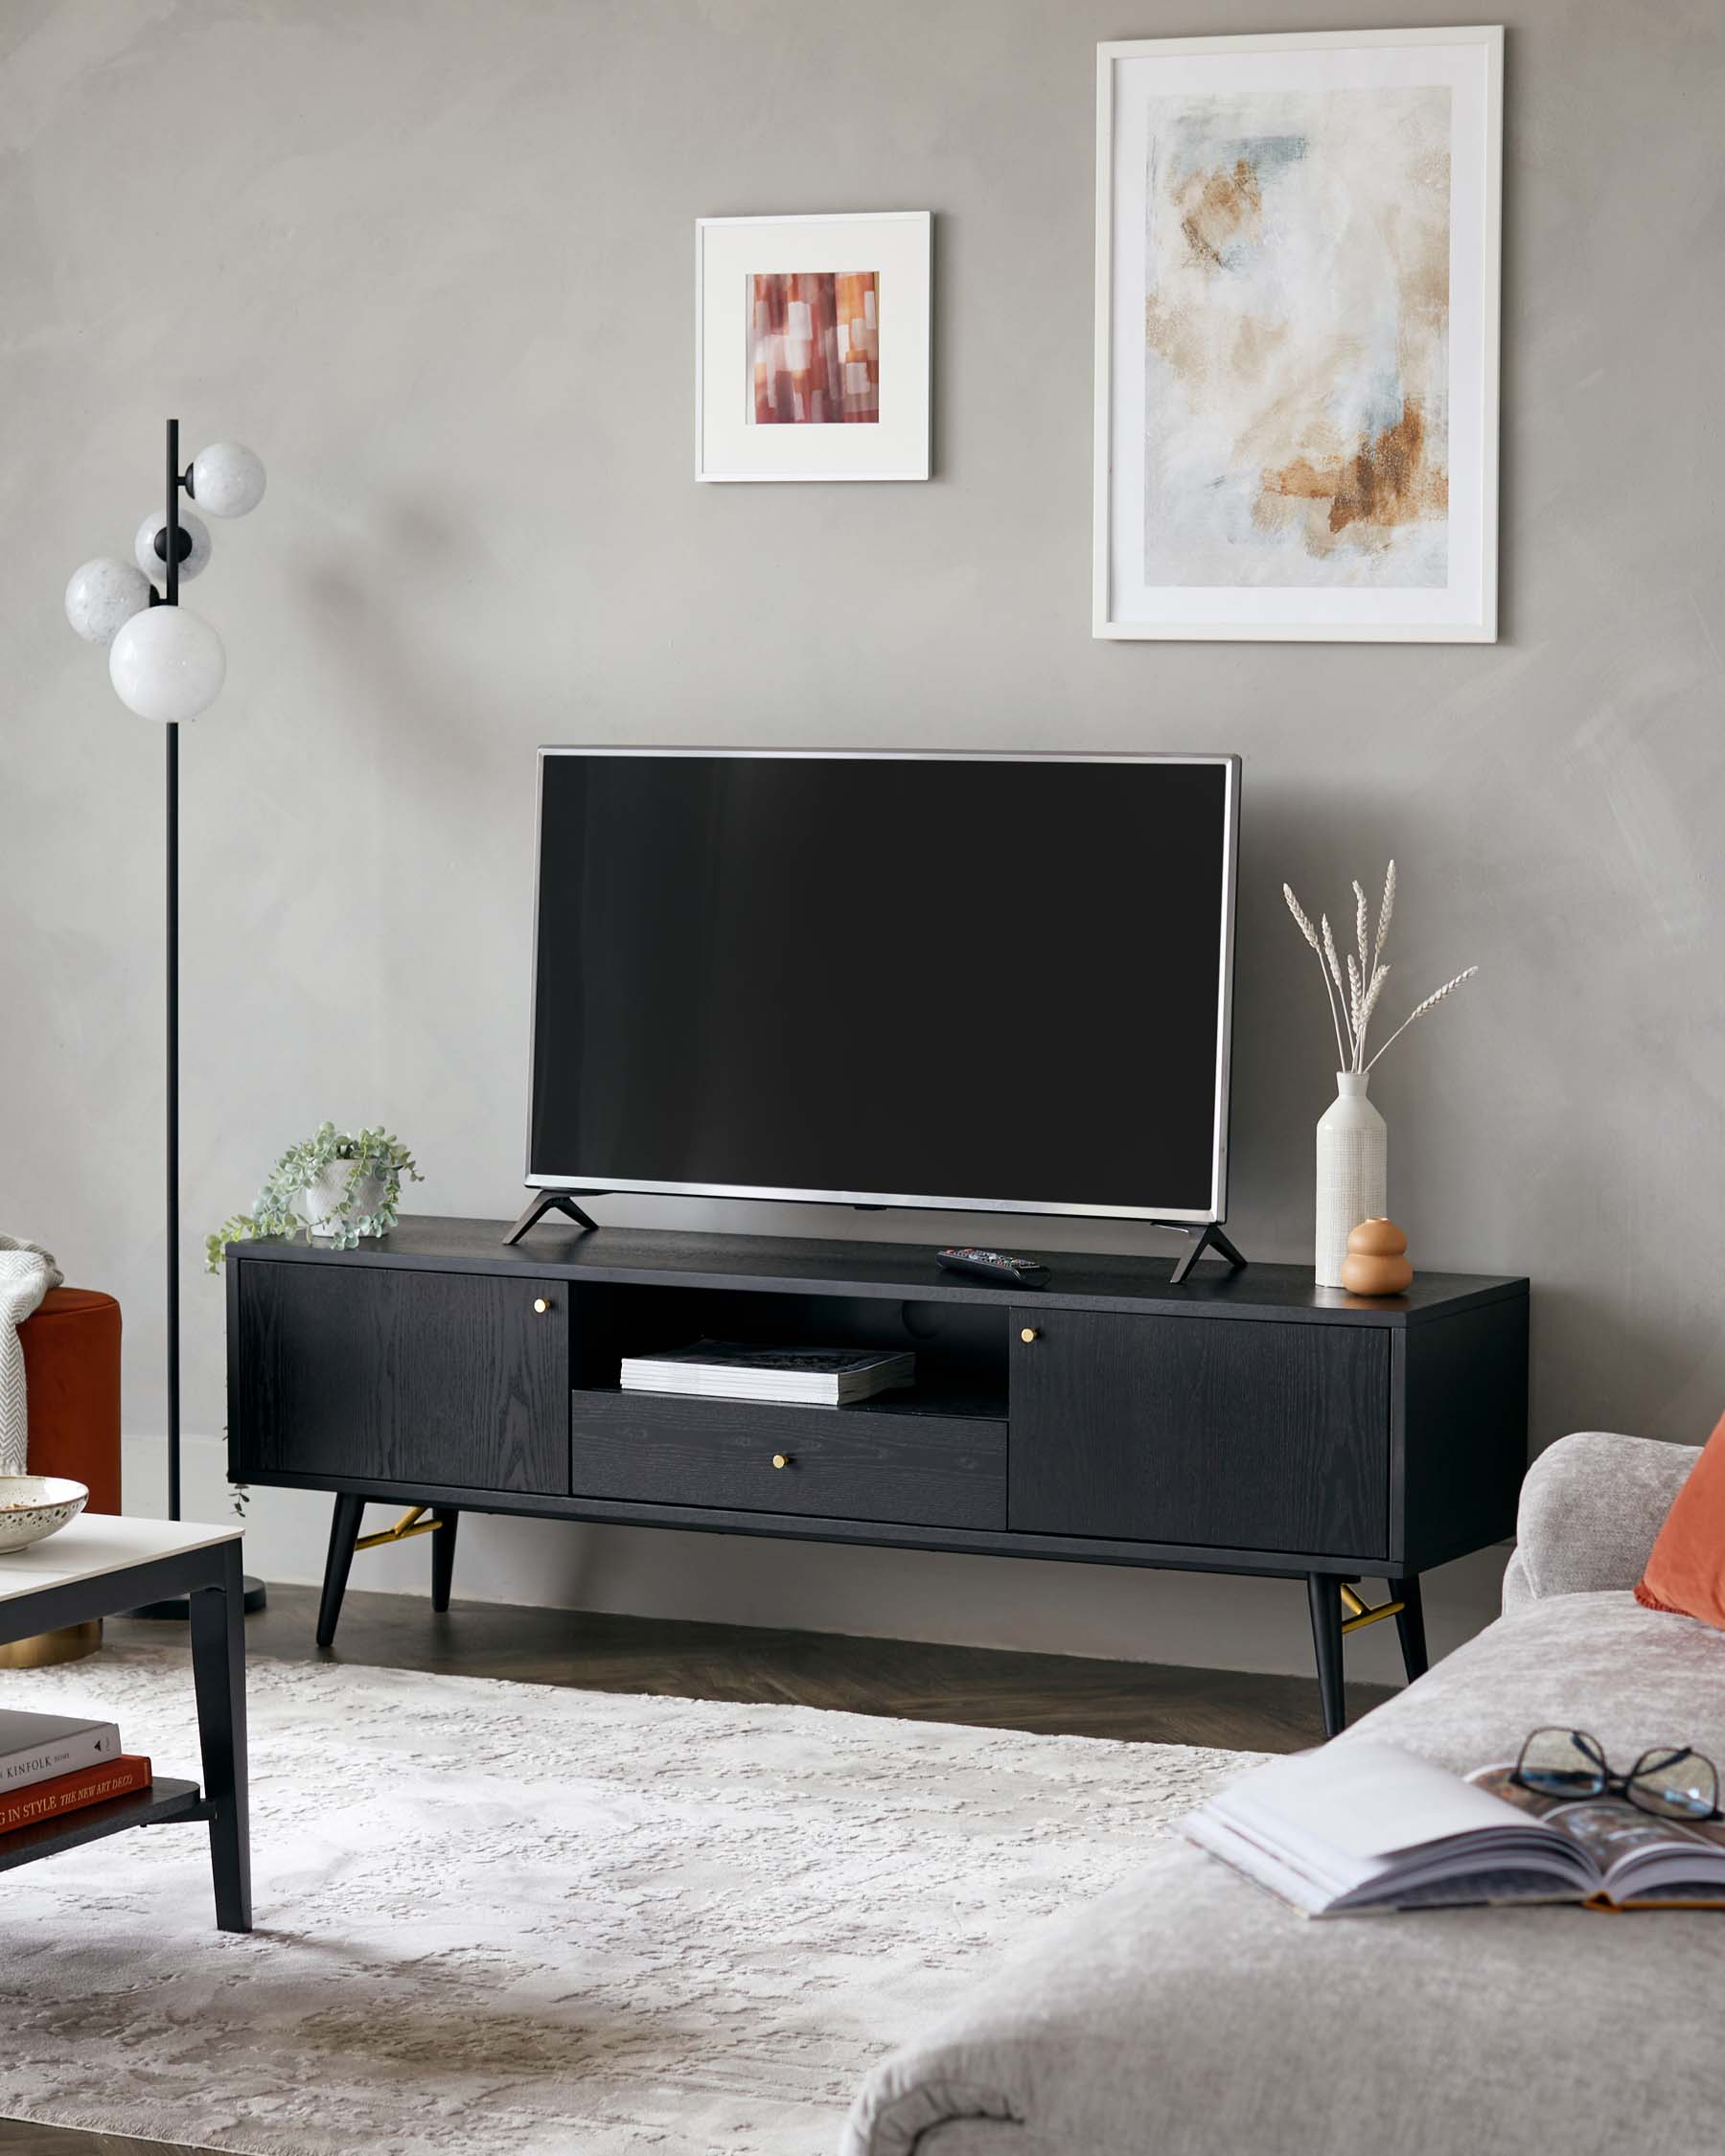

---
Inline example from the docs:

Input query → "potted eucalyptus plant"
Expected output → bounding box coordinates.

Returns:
[205,1122,423,1270]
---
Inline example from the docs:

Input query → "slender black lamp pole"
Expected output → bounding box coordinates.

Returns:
[65,418,266,1606]
[165,417,181,1521]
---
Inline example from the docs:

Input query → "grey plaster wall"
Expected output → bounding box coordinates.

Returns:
[5,0,1722,1680]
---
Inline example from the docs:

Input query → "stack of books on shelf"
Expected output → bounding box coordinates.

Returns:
[620,1340,916,1407]
[0,1709,152,1840]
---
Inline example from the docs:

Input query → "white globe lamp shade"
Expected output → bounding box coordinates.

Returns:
[108,606,226,722]
[134,507,212,585]
[190,441,266,518]
[65,557,152,646]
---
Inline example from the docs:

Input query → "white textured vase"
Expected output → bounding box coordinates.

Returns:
[1315,1072,1387,1288]
[302,1164,385,1241]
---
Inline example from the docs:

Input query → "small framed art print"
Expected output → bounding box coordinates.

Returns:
[696,211,932,482]
[1094,28,1503,641]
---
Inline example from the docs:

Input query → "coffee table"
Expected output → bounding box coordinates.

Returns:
[0,1517,249,1931]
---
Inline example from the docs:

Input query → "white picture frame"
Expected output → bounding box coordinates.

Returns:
[696,211,932,483]
[1094,28,1503,642]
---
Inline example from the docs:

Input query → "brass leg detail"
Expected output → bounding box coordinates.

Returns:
[354,1505,445,1553]
[1338,1581,1406,1636]
[0,1619,104,1669]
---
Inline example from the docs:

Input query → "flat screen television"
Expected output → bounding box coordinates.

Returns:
[526,750,1238,1226]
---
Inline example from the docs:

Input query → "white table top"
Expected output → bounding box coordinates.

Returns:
[0,1514,241,1604]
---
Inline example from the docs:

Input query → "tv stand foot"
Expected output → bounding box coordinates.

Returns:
[1164,1222,1248,1286]
[504,1191,601,1244]
[430,1507,460,1613]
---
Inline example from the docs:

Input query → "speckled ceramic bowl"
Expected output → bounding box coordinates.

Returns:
[0,1476,88,1554]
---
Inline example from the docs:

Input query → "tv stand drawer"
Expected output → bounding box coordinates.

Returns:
[569,1391,1006,1530]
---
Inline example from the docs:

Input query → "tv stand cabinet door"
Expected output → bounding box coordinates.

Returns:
[1008,1310,1389,1559]
[232,1261,568,1495]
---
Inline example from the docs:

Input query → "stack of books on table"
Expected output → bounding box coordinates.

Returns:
[620,1340,916,1407]
[0,1710,152,1840]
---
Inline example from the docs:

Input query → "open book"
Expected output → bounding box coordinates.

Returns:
[1181,1741,1725,1915]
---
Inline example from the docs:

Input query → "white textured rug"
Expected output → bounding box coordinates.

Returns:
[0,1646,1258,2155]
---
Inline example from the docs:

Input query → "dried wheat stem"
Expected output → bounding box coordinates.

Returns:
[1321,915,1346,998]
[1366,967,1479,1071]
[1284,883,1349,1068]
[1374,860,1395,967]
[1354,960,1391,1067]
[1353,881,1369,984]
[1346,953,1364,1065]
[1321,915,1356,1062]
[1282,883,1321,952]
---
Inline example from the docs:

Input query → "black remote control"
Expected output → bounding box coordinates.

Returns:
[935,1247,1050,1287]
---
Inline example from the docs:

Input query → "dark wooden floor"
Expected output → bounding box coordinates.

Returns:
[1,1585,1390,2156]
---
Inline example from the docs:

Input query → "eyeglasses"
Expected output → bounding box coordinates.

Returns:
[1512,1727,1721,1823]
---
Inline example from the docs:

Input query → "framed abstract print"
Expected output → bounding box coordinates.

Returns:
[1094,29,1502,641]
[696,211,932,482]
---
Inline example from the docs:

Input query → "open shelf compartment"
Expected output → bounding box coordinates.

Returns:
[0,1778,205,1874]
[565,1281,1011,1422]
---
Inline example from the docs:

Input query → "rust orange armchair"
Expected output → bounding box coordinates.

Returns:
[4,1286,122,1666]
[18,1287,123,1511]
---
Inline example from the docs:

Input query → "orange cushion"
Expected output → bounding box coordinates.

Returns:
[1636,1412,1725,1629]
[16,1287,122,1514]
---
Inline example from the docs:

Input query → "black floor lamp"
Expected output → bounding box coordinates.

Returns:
[65,419,268,1611]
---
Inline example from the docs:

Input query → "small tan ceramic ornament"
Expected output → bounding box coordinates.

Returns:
[1340,1217,1414,1296]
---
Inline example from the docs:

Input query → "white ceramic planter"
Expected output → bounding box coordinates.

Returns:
[301,1162,386,1242]
[1315,1072,1387,1288]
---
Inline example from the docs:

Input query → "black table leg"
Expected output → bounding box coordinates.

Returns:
[1390,1572,1428,1684]
[1306,1572,1346,1740]
[430,1507,460,1613]
[317,1493,364,1649]
[188,1540,250,1934]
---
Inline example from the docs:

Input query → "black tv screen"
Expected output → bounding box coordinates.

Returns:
[527,751,1237,1222]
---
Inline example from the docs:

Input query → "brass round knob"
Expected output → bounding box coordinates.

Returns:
[533,1297,550,1314]
[771,1453,791,1470]
[1021,1327,1040,1344]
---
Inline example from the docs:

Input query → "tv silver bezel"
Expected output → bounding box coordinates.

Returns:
[525,747,1239,1226]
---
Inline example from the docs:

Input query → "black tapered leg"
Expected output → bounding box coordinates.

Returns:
[1306,1572,1346,1739]
[188,1541,251,1933]
[317,1493,364,1649]
[430,1507,460,1613]
[1390,1572,1428,1685]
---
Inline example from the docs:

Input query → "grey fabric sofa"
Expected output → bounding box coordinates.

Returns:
[843,1433,1721,2156]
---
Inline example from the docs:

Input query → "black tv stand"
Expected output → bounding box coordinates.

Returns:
[504,1190,602,1243]
[1162,1221,1248,1285]
[846,1204,1248,1284]
[225,1216,1529,1739]
[509,1195,1244,1284]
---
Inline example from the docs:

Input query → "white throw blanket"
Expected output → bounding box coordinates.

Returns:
[0,1237,62,1475]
